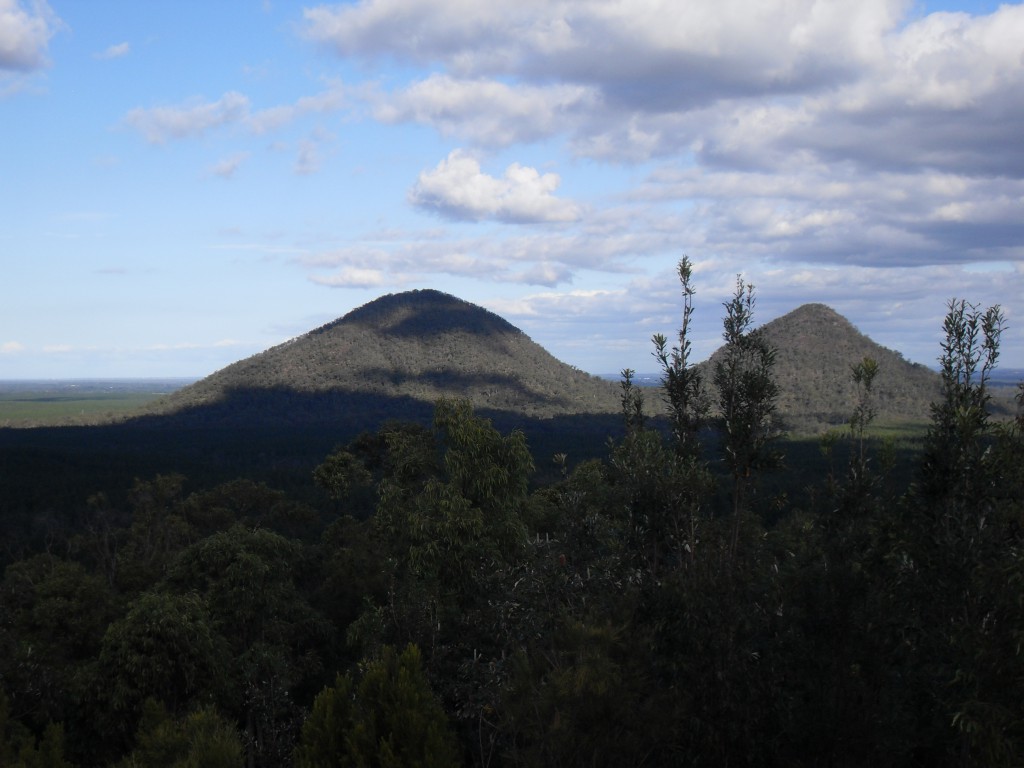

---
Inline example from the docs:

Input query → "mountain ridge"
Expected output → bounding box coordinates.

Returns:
[140,289,622,426]
[138,291,945,433]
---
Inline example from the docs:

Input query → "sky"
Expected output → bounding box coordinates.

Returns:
[2,0,1023,380]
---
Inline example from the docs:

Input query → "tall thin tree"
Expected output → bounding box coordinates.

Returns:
[712,276,780,556]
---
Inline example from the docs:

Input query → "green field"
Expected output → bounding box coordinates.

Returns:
[0,379,193,427]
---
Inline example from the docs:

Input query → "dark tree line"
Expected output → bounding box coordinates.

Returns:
[1,263,1022,766]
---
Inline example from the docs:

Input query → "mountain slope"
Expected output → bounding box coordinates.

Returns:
[140,289,621,426]
[702,303,940,431]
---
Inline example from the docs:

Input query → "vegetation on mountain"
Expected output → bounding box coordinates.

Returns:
[0,278,1021,766]
[127,288,949,436]
[700,301,942,432]
[140,289,622,425]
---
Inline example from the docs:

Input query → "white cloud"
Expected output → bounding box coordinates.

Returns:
[306,1,1024,179]
[248,81,347,133]
[375,74,596,147]
[629,155,1024,269]
[94,41,130,60]
[302,0,901,103]
[311,267,390,288]
[0,0,57,71]
[409,149,582,223]
[124,91,251,144]
[1,340,24,353]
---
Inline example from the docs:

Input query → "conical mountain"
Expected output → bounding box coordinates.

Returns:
[703,303,941,431]
[141,289,620,427]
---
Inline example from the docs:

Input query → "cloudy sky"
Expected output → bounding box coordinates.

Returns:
[2,0,1022,379]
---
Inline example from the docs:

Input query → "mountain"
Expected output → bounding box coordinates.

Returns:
[139,289,621,428]
[138,295,943,435]
[701,303,941,432]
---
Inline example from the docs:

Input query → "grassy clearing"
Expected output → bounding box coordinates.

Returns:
[0,380,191,427]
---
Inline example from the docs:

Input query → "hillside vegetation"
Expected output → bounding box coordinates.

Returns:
[704,302,941,432]
[140,289,621,425]
[134,289,949,436]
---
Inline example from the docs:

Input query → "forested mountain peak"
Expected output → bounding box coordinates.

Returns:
[138,290,621,428]
[324,289,521,338]
[707,302,941,430]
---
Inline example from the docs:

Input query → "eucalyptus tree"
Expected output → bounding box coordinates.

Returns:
[898,299,1024,763]
[712,276,780,556]
[350,398,535,755]
[652,256,708,461]
[166,525,328,767]
[294,644,459,768]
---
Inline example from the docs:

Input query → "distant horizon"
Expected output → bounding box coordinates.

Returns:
[5,367,1024,385]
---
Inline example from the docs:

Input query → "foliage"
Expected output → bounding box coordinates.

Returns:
[617,368,645,434]
[896,299,1022,764]
[0,556,116,731]
[115,700,243,768]
[652,256,708,459]
[713,276,781,556]
[1,690,74,768]
[166,524,328,767]
[96,591,227,721]
[372,398,532,604]
[294,644,459,768]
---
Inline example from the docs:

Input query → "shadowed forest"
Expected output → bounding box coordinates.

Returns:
[1,262,1022,767]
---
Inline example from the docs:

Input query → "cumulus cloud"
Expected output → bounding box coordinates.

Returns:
[375,74,596,147]
[409,149,582,223]
[0,0,57,71]
[124,91,251,144]
[302,0,897,95]
[1,340,24,353]
[304,1,1024,204]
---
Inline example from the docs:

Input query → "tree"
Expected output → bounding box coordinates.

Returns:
[652,256,708,460]
[849,356,879,469]
[115,474,194,594]
[898,299,1022,764]
[712,276,780,555]
[314,449,373,503]
[166,525,328,767]
[116,700,243,768]
[96,591,228,749]
[372,398,533,607]
[294,645,459,768]
[0,556,115,733]
[919,299,1005,503]
[1,690,74,768]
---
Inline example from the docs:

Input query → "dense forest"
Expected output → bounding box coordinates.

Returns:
[2,261,1022,767]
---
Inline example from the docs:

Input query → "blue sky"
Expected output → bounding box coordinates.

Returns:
[2,0,1022,379]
